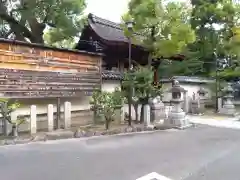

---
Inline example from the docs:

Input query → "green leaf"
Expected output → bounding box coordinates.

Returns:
[0,0,86,45]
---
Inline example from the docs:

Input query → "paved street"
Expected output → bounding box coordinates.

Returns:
[0,125,240,180]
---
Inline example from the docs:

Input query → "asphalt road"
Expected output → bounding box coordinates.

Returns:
[0,125,240,180]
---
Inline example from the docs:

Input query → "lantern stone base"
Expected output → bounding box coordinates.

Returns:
[164,108,190,128]
[219,99,237,117]
[219,105,237,117]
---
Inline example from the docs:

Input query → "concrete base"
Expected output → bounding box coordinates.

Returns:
[175,123,193,130]
[164,110,190,129]
[171,111,188,125]
[145,124,155,130]
[219,104,237,117]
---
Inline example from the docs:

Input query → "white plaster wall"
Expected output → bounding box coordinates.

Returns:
[12,80,121,117]
[13,96,91,117]
[9,80,121,120]
[1,96,93,133]
[102,79,121,92]
[11,81,213,124]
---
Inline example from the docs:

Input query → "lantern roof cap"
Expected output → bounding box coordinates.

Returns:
[168,80,187,93]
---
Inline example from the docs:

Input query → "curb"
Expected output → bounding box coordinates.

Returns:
[0,126,194,147]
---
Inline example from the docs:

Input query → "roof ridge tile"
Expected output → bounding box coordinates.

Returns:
[89,13,122,30]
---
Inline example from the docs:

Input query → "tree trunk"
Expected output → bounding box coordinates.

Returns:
[3,119,8,136]
[0,5,45,44]
[140,104,144,124]
[28,17,45,44]
[133,103,139,123]
[105,117,110,130]
[93,110,97,124]
[11,124,18,137]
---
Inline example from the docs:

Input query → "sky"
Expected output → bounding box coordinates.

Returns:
[85,0,189,23]
[85,0,130,23]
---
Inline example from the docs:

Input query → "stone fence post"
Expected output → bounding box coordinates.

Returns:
[47,104,54,131]
[183,91,189,113]
[30,105,37,134]
[197,87,207,114]
[64,102,71,129]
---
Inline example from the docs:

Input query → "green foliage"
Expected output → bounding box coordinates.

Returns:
[124,0,240,78]
[133,66,154,101]
[122,66,163,103]
[123,0,195,58]
[89,89,104,124]
[0,99,25,126]
[43,33,77,49]
[90,89,103,110]
[0,0,86,44]
[226,27,240,57]
[90,89,124,129]
[112,87,125,107]
[158,58,204,77]
[189,0,240,76]
[100,92,117,129]
[207,79,227,108]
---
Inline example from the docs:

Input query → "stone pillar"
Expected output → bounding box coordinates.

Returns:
[217,98,223,112]
[183,91,189,113]
[197,87,207,114]
[47,104,54,131]
[165,81,190,128]
[64,102,71,129]
[219,83,236,116]
[30,105,37,134]
[144,104,151,127]
[120,106,125,124]
[191,93,200,115]
[150,96,165,123]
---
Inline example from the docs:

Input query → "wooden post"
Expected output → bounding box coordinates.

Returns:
[56,97,61,129]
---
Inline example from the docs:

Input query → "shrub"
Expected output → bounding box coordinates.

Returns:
[0,99,25,137]
[90,88,124,129]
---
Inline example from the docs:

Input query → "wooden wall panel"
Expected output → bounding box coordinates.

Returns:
[0,42,102,98]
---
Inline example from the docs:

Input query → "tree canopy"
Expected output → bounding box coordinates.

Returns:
[0,0,86,47]
[123,0,195,59]
[124,0,240,79]
[189,0,240,76]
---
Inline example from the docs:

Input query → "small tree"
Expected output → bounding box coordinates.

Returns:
[101,92,117,130]
[122,66,163,123]
[0,99,25,137]
[112,87,125,108]
[90,89,124,130]
[90,89,104,124]
[122,70,140,123]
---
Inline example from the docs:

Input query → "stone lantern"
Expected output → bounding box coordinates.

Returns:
[220,83,236,116]
[165,81,189,128]
[149,96,165,124]
[198,87,208,99]
[197,87,208,114]
[190,92,200,115]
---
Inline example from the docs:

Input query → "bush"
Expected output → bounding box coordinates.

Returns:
[90,88,124,129]
[0,99,25,137]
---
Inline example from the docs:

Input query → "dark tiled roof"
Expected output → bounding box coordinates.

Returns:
[88,13,142,45]
[102,70,123,80]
